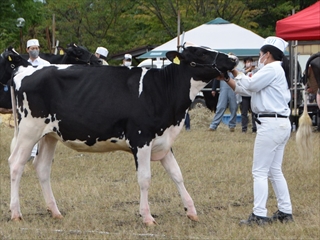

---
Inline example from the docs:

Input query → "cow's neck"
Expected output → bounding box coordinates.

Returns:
[161,63,209,103]
[189,78,208,101]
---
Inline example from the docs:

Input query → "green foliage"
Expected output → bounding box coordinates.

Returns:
[0,0,48,52]
[0,0,318,57]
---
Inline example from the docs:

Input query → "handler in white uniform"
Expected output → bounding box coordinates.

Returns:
[95,47,109,65]
[26,39,50,159]
[221,36,294,225]
[26,39,50,66]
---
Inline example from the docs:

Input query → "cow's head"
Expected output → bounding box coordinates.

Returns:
[166,43,238,81]
[0,47,30,86]
[64,43,101,65]
[303,52,320,94]
[0,47,30,109]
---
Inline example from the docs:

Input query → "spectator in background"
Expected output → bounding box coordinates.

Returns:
[240,57,258,133]
[95,47,109,65]
[26,39,50,66]
[208,72,238,132]
[122,54,132,67]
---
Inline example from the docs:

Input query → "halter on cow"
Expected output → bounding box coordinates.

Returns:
[8,43,238,225]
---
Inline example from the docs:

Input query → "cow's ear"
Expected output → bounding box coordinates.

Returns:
[166,51,183,65]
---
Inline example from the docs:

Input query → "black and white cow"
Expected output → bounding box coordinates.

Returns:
[8,43,238,225]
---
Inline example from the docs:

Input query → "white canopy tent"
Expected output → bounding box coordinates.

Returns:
[138,18,265,59]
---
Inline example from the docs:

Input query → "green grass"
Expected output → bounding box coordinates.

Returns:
[0,109,319,240]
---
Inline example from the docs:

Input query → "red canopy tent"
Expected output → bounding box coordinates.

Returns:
[276,1,320,40]
[276,1,320,123]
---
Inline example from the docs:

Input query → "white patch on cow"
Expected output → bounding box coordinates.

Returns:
[138,130,141,134]
[14,65,72,90]
[56,64,72,70]
[62,137,131,153]
[17,94,61,145]
[138,68,148,97]
[150,121,184,161]
[189,77,208,101]
[14,66,44,90]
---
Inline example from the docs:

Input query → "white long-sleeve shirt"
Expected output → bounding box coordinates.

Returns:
[234,61,291,116]
[28,57,50,66]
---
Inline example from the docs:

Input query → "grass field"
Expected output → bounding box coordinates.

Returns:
[0,109,319,240]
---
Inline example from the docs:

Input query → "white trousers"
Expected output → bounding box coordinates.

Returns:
[252,117,292,217]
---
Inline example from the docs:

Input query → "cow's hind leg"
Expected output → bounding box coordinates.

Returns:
[33,135,62,219]
[9,132,40,221]
[160,150,198,221]
[136,145,156,226]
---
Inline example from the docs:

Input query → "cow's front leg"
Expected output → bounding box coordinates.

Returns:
[135,145,156,226]
[160,150,198,221]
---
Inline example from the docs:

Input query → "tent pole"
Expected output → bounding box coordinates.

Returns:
[293,40,298,116]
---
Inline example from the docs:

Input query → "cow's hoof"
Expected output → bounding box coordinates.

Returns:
[11,216,23,222]
[47,208,63,219]
[52,214,64,219]
[144,220,157,226]
[187,214,199,222]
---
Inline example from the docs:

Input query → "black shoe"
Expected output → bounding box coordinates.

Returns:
[239,213,271,226]
[271,210,294,223]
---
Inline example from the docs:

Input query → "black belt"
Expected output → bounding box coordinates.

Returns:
[254,114,288,124]
[254,114,288,118]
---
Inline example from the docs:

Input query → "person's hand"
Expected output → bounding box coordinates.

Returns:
[231,69,239,77]
[211,91,216,97]
[215,75,225,81]
[307,87,316,94]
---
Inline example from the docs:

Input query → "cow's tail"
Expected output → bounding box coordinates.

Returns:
[296,89,313,160]
[10,85,18,153]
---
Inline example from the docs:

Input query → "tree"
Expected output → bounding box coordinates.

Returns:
[0,0,48,53]
[0,0,318,58]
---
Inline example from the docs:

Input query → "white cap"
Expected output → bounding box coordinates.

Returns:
[27,39,40,48]
[262,36,288,53]
[124,54,132,60]
[95,47,109,57]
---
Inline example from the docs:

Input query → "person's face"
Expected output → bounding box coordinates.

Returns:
[245,60,252,68]
[27,45,40,59]
[259,51,268,63]
[123,58,131,66]
[95,53,100,58]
